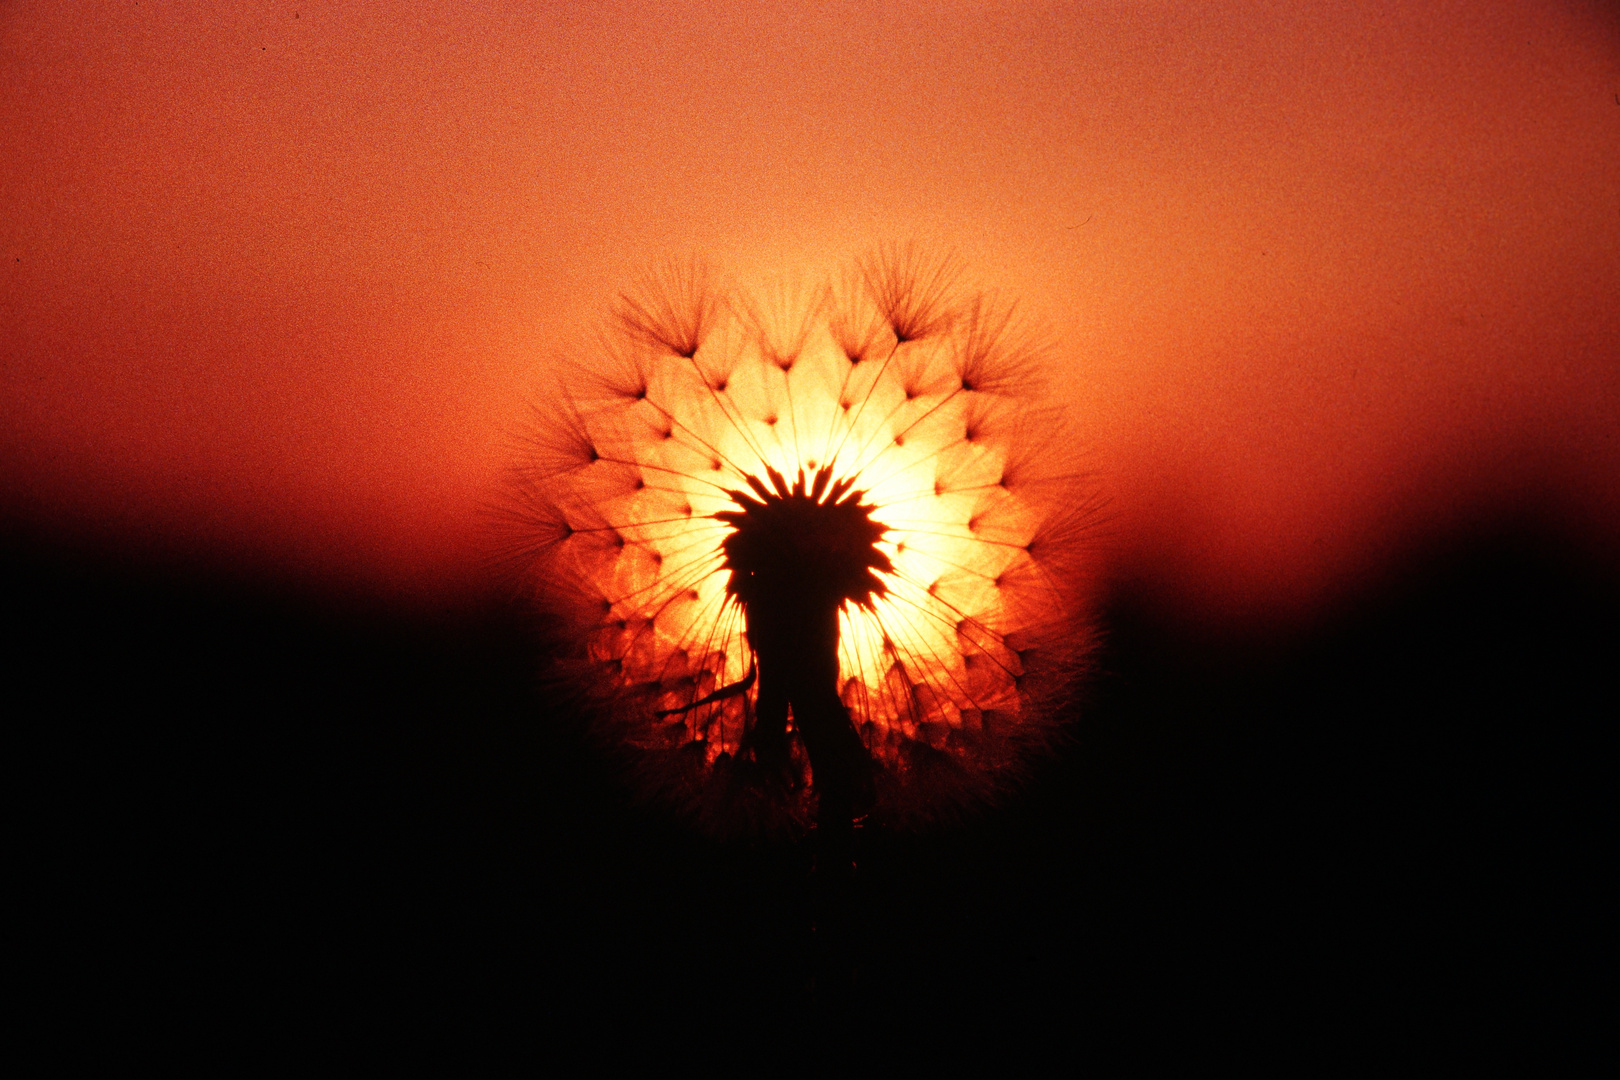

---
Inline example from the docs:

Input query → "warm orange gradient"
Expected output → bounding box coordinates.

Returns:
[4,1,1618,623]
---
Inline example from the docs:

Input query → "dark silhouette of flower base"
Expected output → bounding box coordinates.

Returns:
[505,245,1099,835]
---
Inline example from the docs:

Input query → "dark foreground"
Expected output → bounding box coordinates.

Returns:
[14,521,1611,1065]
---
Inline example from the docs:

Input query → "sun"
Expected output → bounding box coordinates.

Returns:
[505,245,1098,833]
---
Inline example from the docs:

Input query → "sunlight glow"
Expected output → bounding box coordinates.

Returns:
[510,250,1094,824]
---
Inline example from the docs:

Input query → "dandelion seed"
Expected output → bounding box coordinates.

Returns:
[503,247,1098,835]
[613,257,721,360]
[861,241,962,345]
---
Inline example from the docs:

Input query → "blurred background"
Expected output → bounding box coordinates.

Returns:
[8,0,1615,1061]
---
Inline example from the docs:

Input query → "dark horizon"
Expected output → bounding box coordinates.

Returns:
[17,509,1610,1060]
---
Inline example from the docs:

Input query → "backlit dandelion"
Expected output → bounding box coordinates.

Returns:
[505,245,1099,838]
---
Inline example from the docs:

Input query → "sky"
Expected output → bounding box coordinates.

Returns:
[4,0,1618,626]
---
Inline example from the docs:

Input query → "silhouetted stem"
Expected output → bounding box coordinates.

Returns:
[744,597,873,848]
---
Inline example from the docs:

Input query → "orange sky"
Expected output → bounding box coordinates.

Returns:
[4,0,1618,624]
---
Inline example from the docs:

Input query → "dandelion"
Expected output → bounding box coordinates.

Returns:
[503,248,1099,838]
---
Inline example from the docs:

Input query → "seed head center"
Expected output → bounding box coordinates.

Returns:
[716,464,892,614]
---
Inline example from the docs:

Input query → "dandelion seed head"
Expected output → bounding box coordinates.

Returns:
[507,247,1098,833]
